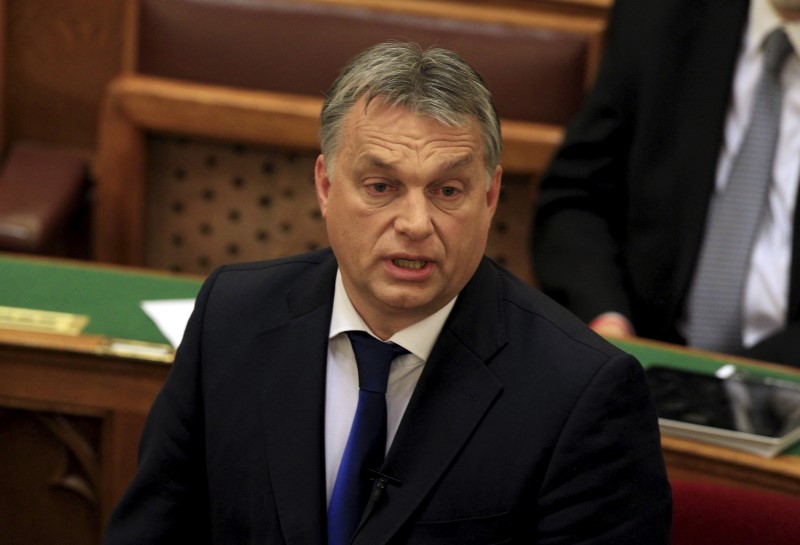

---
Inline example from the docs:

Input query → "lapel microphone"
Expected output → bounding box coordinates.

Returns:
[367,469,403,506]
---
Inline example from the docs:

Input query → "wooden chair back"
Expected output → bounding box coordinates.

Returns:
[95,0,607,282]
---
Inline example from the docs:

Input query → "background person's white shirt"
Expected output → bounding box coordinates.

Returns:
[697,0,800,347]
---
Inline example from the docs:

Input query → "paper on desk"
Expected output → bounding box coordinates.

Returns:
[140,299,196,348]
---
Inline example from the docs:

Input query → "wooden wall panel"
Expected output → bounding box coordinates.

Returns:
[0,336,172,545]
[0,2,6,153]
[0,409,102,545]
[3,0,125,155]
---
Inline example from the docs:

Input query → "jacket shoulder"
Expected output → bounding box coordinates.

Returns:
[495,262,625,361]
[193,248,336,324]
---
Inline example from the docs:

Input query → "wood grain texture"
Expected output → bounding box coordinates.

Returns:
[3,0,125,152]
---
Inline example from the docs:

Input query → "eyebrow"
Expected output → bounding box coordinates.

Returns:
[445,155,474,170]
[361,153,475,172]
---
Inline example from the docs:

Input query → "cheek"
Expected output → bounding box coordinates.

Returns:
[324,197,377,253]
[323,186,357,228]
[441,206,492,247]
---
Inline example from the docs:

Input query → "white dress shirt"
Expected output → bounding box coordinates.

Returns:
[708,0,800,347]
[324,270,456,504]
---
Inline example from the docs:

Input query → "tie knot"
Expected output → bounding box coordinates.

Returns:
[346,331,409,393]
[763,27,794,77]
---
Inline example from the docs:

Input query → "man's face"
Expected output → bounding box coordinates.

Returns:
[315,98,501,338]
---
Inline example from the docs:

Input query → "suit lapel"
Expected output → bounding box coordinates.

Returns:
[352,260,508,545]
[258,255,338,545]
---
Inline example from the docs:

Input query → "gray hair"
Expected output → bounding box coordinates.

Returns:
[318,41,502,177]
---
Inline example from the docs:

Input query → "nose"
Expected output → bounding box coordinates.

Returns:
[394,190,434,241]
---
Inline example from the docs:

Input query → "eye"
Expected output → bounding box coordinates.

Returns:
[364,181,398,198]
[434,185,463,199]
[441,186,459,197]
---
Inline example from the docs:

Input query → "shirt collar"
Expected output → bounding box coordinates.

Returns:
[328,269,457,361]
[749,0,800,55]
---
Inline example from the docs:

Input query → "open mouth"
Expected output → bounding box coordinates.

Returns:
[393,258,428,270]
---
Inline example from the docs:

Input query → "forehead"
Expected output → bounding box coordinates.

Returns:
[339,97,484,165]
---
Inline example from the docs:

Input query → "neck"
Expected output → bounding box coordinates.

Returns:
[354,309,417,341]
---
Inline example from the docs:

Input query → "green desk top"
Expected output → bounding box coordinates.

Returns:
[612,338,800,382]
[0,255,203,345]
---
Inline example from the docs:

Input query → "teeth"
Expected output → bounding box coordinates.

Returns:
[393,258,427,269]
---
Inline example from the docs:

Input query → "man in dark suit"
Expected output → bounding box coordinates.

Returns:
[533,0,800,366]
[104,42,671,544]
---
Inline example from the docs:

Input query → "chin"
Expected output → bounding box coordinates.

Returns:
[373,282,421,301]
[378,288,447,315]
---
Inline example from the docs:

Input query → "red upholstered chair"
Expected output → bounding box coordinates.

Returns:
[671,480,800,545]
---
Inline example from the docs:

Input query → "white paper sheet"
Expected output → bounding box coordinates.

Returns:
[140,299,196,348]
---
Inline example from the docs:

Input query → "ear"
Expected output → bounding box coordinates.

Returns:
[485,165,502,217]
[314,154,331,218]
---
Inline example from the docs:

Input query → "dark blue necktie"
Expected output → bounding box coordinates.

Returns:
[327,331,409,545]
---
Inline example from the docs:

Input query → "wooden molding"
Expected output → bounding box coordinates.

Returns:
[107,76,323,150]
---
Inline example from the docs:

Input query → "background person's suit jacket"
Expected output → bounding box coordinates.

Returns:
[533,0,800,366]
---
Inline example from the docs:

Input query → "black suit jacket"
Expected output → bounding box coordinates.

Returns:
[533,0,800,365]
[104,249,671,544]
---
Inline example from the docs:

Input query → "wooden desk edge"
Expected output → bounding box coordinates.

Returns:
[0,328,107,354]
[662,435,800,496]
[0,326,175,364]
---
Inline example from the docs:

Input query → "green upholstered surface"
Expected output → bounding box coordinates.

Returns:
[0,255,203,344]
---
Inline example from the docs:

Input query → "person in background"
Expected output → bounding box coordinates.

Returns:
[104,41,671,544]
[533,0,800,367]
